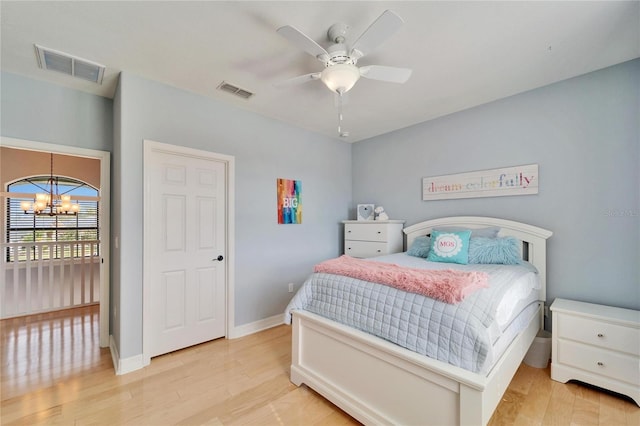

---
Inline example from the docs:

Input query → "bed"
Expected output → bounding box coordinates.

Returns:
[285,216,552,426]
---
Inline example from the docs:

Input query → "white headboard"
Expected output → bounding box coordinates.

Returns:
[403,216,553,301]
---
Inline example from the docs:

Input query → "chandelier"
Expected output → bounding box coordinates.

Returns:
[20,153,80,216]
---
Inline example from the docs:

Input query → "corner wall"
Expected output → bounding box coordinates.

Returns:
[113,72,351,359]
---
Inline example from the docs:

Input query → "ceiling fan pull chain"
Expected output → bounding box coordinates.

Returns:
[337,90,349,138]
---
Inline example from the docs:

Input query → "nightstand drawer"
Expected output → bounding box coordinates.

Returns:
[345,241,388,258]
[557,314,640,355]
[344,224,388,242]
[557,339,640,386]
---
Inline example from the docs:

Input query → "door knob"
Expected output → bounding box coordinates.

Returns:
[215,255,224,261]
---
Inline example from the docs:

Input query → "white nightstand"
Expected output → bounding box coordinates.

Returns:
[342,220,405,258]
[550,298,640,405]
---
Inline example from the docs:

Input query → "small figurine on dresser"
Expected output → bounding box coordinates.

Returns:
[374,206,389,221]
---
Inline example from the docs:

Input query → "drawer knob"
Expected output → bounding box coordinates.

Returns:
[377,249,381,252]
[597,361,604,367]
[597,333,604,338]
[377,231,381,234]
[348,230,352,233]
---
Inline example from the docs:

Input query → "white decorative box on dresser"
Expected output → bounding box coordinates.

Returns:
[342,220,405,258]
[550,298,640,406]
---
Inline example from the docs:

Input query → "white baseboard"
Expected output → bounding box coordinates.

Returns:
[109,335,145,375]
[109,315,283,375]
[228,313,284,339]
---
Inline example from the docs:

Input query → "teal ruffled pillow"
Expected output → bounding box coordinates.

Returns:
[407,236,431,258]
[427,230,472,264]
[468,236,522,264]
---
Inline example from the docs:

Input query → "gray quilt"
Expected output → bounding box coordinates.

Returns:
[284,253,538,374]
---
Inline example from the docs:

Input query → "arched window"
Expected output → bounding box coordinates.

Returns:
[5,176,99,261]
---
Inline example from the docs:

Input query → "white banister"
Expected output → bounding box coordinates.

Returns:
[1,240,100,319]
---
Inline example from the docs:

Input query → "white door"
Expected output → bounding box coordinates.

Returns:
[145,142,227,358]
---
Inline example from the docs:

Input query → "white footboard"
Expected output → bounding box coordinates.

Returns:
[291,306,541,426]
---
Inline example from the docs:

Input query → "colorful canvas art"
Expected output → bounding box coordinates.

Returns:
[277,178,302,224]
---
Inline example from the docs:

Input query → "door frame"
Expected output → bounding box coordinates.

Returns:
[142,139,235,366]
[0,136,111,348]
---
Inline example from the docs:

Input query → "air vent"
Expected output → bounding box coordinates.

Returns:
[34,44,105,84]
[217,81,254,99]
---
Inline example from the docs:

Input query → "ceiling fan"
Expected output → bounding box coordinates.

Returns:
[275,10,412,137]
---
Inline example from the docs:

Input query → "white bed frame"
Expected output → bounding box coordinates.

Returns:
[290,216,552,425]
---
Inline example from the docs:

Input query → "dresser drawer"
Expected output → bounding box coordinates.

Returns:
[557,313,640,355]
[345,241,389,258]
[557,339,640,386]
[345,223,388,242]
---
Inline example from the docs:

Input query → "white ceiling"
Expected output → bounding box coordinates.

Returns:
[2,1,639,142]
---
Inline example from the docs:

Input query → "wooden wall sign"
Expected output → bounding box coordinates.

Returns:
[422,164,539,201]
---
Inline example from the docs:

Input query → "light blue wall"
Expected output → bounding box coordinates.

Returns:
[4,57,638,362]
[0,72,113,151]
[1,70,351,360]
[353,59,640,311]
[113,72,351,357]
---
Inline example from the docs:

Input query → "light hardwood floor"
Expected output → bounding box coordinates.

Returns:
[1,306,638,425]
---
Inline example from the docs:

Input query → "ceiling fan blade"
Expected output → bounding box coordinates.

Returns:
[350,10,404,60]
[274,72,321,88]
[277,25,330,62]
[359,65,412,83]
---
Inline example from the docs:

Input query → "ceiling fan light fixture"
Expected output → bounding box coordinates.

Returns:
[320,64,360,93]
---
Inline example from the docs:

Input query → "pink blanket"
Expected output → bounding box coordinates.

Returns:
[314,255,489,304]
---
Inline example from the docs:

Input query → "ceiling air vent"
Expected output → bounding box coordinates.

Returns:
[34,44,105,84]
[217,81,254,99]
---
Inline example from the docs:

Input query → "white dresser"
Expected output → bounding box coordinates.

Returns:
[342,220,405,258]
[550,298,640,405]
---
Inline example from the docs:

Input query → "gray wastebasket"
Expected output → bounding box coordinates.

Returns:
[523,330,552,368]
